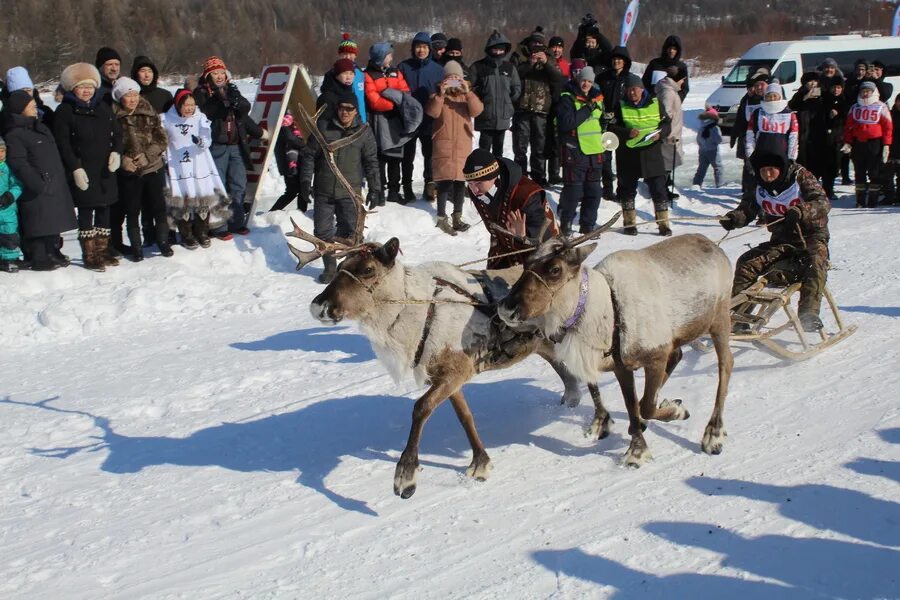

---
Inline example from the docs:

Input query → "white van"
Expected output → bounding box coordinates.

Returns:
[706,34,900,130]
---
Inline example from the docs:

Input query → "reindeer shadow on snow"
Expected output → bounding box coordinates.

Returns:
[3,381,596,517]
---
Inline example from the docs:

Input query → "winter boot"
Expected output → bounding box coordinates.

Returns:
[623,209,638,236]
[94,228,120,267]
[867,185,882,208]
[47,237,70,267]
[177,219,198,250]
[424,181,437,202]
[386,187,402,204]
[127,228,144,262]
[156,220,174,257]
[78,229,104,272]
[402,182,416,204]
[548,157,563,185]
[799,312,824,333]
[0,259,19,273]
[194,214,212,248]
[855,185,867,208]
[560,220,574,238]
[110,226,130,256]
[657,209,673,237]
[451,212,471,232]
[318,255,337,284]
[436,216,458,236]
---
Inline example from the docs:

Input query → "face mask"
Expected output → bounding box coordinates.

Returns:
[761,99,787,114]
[859,94,877,106]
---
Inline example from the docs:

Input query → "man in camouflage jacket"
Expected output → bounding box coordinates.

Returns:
[720,150,831,332]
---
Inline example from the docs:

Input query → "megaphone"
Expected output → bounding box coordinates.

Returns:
[601,131,620,151]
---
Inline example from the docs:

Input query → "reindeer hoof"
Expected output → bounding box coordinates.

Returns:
[622,438,652,467]
[585,414,612,440]
[394,458,419,499]
[701,426,727,455]
[560,390,581,408]
[659,398,691,421]
[465,453,493,481]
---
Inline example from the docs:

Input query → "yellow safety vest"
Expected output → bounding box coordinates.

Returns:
[560,91,604,155]
[620,97,661,149]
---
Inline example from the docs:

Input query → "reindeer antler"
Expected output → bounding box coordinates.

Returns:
[488,216,555,248]
[566,212,622,246]
[294,105,369,246]
[285,217,369,271]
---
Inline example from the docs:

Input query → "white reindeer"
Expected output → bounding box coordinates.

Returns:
[497,234,734,465]
[306,235,613,499]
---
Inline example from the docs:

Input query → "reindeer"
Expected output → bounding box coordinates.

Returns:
[497,234,734,466]
[300,222,619,499]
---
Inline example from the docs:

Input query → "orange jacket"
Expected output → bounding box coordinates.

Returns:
[363,68,411,113]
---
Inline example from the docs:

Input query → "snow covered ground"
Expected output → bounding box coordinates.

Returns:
[2,78,898,599]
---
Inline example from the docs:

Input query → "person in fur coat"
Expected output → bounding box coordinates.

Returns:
[53,62,124,272]
[112,77,171,260]
[160,89,231,249]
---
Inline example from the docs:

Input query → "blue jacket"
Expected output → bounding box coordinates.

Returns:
[0,160,23,258]
[697,121,722,154]
[399,33,444,131]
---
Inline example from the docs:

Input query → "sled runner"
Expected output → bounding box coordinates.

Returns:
[725,261,857,361]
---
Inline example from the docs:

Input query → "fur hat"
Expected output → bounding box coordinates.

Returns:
[61,63,102,92]
[5,67,34,92]
[820,58,839,70]
[112,77,141,103]
[447,38,463,53]
[463,149,500,181]
[95,46,121,68]
[443,60,465,79]
[333,58,356,75]
[4,90,35,115]
[338,32,358,55]
[800,71,819,86]
[202,56,227,80]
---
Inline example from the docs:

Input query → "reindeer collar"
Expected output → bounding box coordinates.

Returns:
[550,269,589,343]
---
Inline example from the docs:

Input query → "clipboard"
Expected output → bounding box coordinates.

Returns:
[640,128,662,143]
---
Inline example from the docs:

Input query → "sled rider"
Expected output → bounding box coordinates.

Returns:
[719,150,831,332]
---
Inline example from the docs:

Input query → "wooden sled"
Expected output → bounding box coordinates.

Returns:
[726,277,857,361]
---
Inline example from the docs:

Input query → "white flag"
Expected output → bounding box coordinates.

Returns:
[620,0,640,47]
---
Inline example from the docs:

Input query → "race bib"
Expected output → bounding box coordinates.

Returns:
[758,112,792,134]
[756,181,801,216]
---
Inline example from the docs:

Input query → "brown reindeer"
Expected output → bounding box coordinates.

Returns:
[498,234,734,465]
[305,233,614,499]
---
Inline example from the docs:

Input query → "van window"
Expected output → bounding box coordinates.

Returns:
[723,59,776,86]
[772,61,797,84]
[803,49,900,77]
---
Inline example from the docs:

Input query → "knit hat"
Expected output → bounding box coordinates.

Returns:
[578,66,596,82]
[698,107,720,122]
[447,38,463,53]
[444,60,465,79]
[95,46,122,68]
[5,67,34,92]
[369,42,393,67]
[463,149,500,181]
[624,73,644,89]
[202,56,227,80]
[860,81,878,94]
[821,58,839,70]
[174,88,194,109]
[0,136,5,148]
[431,32,448,50]
[333,58,356,75]
[338,32,358,55]
[570,58,587,78]
[548,36,564,48]
[5,90,34,115]
[764,82,784,99]
[528,26,547,45]
[334,87,359,109]
[60,63,102,92]
[112,76,141,103]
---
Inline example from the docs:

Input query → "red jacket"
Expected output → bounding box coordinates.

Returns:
[363,68,411,113]
[555,57,571,79]
[844,101,893,145]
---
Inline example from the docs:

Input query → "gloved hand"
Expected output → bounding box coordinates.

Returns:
[883,145,890,163]
[366,189,384,209]
[782,207,802,229]
[108,152,121,172]
[840,143,852,154]
[191,135,205,148]
[0,191,15,209]
[719,215,737,231]
[287,161,298,177]
[73,168,89,191]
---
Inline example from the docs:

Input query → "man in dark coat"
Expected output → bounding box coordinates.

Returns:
[131,56,173,114]
[194,56,267,236]
[470,31,522,158]
[607,74,672,236]
[871,60,894,103]
[513,39,565,186]
[596,46,632,200]
[3,91,77,270]
[570,14,613,72]
[299,91,381,283]
[462,148,558,269]
[788,72,823,174]
[642,35,690,101]
[720,150,831,332]
[95,47,122,104]
[399,31,445,203]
